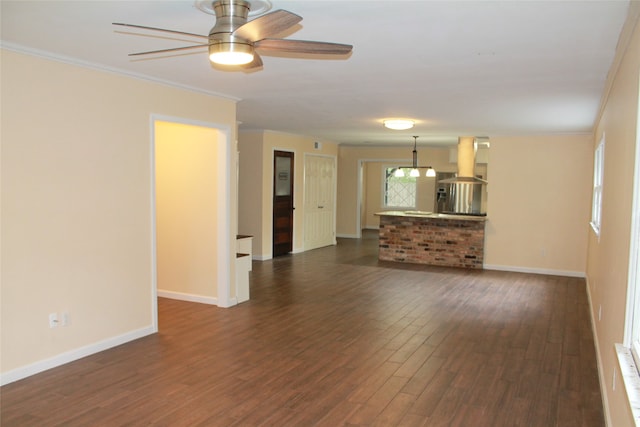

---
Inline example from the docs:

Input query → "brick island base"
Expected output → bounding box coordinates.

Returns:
[377,212,487,269]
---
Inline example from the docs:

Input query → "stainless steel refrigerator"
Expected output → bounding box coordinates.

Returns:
[434,172,485,215]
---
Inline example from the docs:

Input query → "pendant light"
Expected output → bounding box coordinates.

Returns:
[393,136,436,178]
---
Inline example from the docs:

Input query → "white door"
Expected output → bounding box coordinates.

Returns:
[304,154,336,251]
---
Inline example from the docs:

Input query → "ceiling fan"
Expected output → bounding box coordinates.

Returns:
[113,0,353,70]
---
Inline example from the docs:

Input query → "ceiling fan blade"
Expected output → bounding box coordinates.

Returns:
[255,39,353,55]
[113,23,207,39]
[232,10,302,41]
[129,43,210,56]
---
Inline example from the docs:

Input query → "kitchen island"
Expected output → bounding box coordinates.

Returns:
[375,211,487,269]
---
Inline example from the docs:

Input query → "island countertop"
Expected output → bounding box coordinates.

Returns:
[374,211,488,222]
[376,211,487,269]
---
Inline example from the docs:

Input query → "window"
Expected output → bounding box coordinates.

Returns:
[631,76,640,362]
[628,144,640,417]
[591,135,605,236]
[616,73,640,425]
[383,167,416,208]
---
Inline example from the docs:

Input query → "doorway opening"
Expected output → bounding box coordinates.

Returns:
[151,116,233,329]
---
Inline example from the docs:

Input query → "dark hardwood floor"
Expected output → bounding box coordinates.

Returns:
[1,230,604,426]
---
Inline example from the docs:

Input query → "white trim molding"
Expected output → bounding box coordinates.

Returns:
[483,264,586,278]
[1,42,240,102]
[616,344,640,426]
[151,115,234,309]
[157,290,219,306]
[586,276,613,427]
[0,326,155,386]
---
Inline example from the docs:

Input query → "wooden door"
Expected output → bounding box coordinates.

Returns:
[304,154,336,251]
[273,151,294,257]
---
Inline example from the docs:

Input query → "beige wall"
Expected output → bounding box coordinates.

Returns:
[587,4,640,426]
[238,130,338,259]
[484,134,593,275]
[337,139,589,275]
[155,121,220,300]
[1,49,237,380]
[237,132,264,254]
[364,163,382,229]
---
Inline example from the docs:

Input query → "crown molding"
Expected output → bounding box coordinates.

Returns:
[0,41,241,102]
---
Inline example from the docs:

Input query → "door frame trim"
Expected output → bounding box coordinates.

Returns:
[356,158,412,239]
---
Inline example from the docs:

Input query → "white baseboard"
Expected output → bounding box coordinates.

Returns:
[157,289,218,305]
[483,264,586,278]
[0,325,155,386]
[253,254,272,261]
[336,233,360,239]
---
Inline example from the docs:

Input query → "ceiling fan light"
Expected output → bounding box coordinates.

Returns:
[209,43,254,65]
[383,119,414,130]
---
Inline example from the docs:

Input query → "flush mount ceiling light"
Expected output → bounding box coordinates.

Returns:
[393,136,436,178]
[383,119,415,130]
[207,1,256,66]
[209,40,254,65]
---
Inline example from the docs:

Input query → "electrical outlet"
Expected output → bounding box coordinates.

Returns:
[49,313,58,328]
[61,312,69,327]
